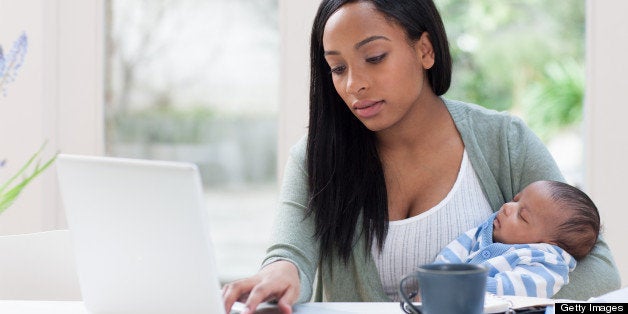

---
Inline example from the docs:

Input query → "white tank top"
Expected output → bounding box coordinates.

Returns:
[371,150,493,301]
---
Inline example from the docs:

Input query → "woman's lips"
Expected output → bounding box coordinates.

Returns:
[353,100,384,119]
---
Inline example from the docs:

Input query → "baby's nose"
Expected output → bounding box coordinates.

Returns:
[502,203,515,215]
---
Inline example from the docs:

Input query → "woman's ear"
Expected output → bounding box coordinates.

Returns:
[417,32,435,70]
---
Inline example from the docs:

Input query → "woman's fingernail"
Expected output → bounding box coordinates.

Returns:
[241,307,251,314]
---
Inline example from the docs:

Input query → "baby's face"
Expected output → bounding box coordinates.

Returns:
[493,181,568,245]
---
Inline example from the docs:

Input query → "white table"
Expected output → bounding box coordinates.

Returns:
[0,300,88,314]
[4,288,622,313]
[0,300,404,314]
[0,299,549,314]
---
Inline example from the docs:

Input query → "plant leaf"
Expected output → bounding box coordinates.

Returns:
[0,142,57,215]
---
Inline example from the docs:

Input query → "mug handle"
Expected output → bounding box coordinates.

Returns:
[398,272,423,314]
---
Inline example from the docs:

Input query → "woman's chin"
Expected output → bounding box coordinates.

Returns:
[356,118,390,133]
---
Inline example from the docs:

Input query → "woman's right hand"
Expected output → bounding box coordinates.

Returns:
[222,260,300,314]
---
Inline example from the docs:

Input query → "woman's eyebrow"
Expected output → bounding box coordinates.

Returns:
[354,35,390,50]
[324,35,391,56]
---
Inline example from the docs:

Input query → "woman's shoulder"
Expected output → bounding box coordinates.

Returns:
[289,135,308,158]
[285,135,308,173]
[443,98,533,139]
[444,98,513,123]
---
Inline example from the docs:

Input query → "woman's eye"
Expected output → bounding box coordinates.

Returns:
[329,65,346,75]
[366,53,387,64]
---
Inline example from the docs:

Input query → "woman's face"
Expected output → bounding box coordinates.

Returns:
[322,2,434,132]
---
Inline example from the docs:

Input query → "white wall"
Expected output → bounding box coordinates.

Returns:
[0,0,103,235]
[0,0,50,234]
[277,0,320,180]
[585,0,628,286]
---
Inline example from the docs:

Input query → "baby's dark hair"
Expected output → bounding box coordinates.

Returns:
[546,181,600,260]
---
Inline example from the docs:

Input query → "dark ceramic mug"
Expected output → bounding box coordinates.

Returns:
[399,263,488,314]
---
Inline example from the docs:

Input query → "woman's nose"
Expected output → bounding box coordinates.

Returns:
[346,69,368,95]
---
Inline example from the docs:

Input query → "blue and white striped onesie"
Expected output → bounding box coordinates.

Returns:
[434,212,576,298]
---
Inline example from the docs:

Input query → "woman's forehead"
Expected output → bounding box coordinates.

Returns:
[323,2,398,48]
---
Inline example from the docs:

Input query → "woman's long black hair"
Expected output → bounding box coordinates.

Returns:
[306,0,452,263]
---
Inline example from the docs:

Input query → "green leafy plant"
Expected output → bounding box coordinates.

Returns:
[522,59,585,141]
[0,143,57,214]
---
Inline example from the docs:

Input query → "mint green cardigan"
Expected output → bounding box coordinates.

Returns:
[263,98,621,302]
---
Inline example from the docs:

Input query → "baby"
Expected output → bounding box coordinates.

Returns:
[435,180,600,298]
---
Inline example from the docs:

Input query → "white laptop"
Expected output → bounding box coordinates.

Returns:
[56,154,225,314]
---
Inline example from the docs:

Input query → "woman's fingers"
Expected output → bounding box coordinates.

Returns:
[246,261,299,314]
[222,277,258,313]
[276,285,299,313]
[242,281,297,314]
[223,261,300,314]
[243,280,285,314]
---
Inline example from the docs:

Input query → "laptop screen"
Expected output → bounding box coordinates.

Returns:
[57,154,225,314]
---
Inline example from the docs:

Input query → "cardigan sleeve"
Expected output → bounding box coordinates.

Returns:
[506,116,564,198]
[261,137,319,303]
[553,236,621,300]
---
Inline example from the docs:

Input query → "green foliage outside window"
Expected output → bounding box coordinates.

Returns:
[437,0,585,141]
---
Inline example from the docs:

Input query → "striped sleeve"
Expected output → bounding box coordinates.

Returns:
[483,245,576,298]
[434,227,479,264]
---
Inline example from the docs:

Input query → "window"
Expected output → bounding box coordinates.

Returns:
[438,0,585,186]
[104,0,279,283]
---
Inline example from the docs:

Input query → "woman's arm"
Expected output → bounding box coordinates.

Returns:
[223,138,320,313]
[261,139,320,303]
[452,101,621,300]
[508,118,621,300]
[553,237,621,300]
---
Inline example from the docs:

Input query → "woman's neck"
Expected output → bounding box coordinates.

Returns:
[376,94,451,153]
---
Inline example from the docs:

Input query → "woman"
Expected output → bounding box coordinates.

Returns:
[223,1,620,313]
